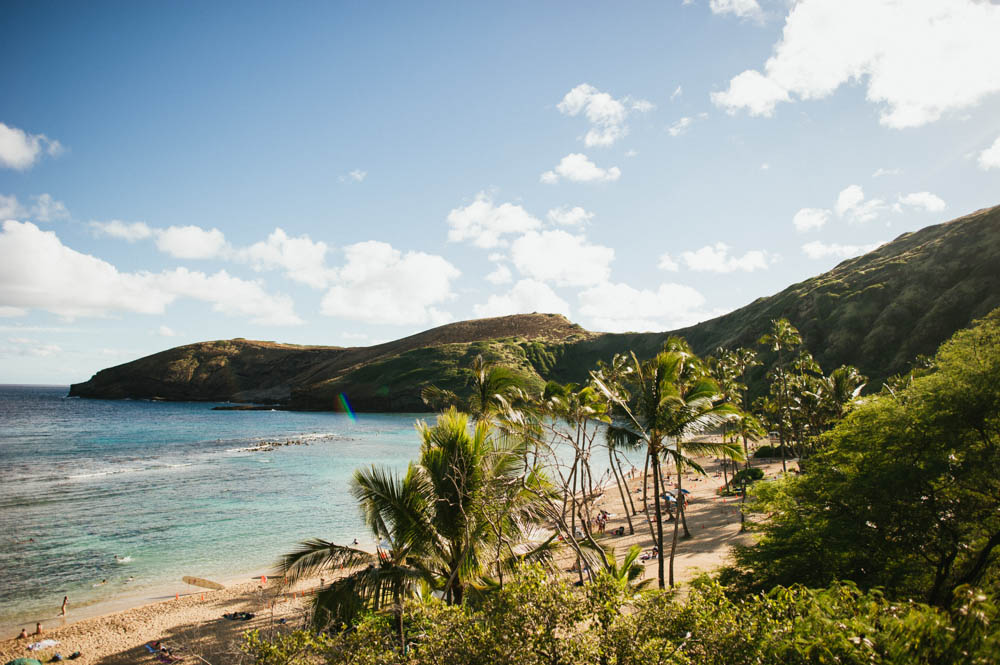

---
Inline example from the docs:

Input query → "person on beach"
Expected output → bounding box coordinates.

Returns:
[34,622,43,636]
[18,627,28,639]
[61,595,68,616]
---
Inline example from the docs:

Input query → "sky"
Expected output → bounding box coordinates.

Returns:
[1,0,999,384]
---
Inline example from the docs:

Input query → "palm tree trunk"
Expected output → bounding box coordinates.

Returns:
[669,456,684,587]
[673,452,691,539]
[641,449,650,514]
[569,455,583,585]
[614,449,639,518]
[651,446,665,589]
[609,447,635,535]
[394,588,405,651]
[742,430,751,470]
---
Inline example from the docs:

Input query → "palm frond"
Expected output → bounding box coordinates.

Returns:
[278,538,375,581]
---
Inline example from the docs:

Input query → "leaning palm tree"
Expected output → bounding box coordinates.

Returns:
[593,340,742,589]
[279,408,550,642]
[278,463,432,646]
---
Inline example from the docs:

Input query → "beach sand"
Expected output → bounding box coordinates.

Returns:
[0,456,789,665]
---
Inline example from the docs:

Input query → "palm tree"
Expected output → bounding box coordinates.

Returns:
[279,408,549,641]
[597,544,652,592]
[278,464,431,646]
[759,319,802,472]
[420,354,531,424]
[710,347,762,469]
[593,340,741,589]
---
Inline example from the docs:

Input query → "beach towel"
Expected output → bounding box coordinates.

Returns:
[26,641,58,652]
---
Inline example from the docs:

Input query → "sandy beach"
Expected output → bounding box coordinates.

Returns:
[0,456,787,665]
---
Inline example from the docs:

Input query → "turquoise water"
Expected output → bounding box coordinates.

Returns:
[0,385,422,632]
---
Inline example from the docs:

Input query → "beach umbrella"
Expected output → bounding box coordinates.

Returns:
[7,658,43,665]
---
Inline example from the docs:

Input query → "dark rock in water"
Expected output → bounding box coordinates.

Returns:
[212,405,284,411]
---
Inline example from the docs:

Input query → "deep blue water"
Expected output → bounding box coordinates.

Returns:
[0,385,421,631]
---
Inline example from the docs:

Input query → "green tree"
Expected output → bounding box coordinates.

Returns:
[759,318,803,472]
[728,309,1000,606]
[594,340,742,588]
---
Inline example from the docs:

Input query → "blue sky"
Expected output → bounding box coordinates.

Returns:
[2,0,999,384]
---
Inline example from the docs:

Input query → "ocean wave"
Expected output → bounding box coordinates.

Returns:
[67,468,142,480]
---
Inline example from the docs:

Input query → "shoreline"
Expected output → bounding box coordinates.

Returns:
[0,455,788,664]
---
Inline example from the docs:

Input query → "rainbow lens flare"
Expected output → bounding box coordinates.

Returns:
[336,393,357,422]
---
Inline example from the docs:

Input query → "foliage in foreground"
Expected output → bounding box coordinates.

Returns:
[242,566,999,665]
[723,309,1000,605]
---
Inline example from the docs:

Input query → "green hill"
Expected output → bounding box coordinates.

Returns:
[69,203,1000,410]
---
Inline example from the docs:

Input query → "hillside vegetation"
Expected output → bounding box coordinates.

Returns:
[70,204,1000,410]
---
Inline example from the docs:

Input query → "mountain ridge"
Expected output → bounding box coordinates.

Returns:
[69,203,1000,410]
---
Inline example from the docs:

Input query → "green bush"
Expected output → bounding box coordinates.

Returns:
[241,567,999,665]
[731,467,765,485]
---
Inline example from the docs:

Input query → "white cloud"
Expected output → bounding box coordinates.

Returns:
[234,228,333,288]
[835,185,885,223]
[510,230,614,287]
[30,194,69,222]
[709,0,762,20]
[872,167,901,178]
[979,136,1000,170]
[657,253,679,272]
[473,279,571,319]
[0,193,69,222]
[801,240,884,260]
[546,205,594,227]
[155,225,228,259]
[0,221,302,325]
[625,149,638,157]
[835,185,865,217]
[485,263,512,285]
[1,337,62,357]
[0,194,24,219]
[0,122,63,170]
[90,220,154,242]
[321,240,459,326]
[577,281,715,332]
[793,208,831,232]
[340,169,367,183]
[670,85,683,101]
[711,0,1000,128]
[668,117,694,137]
[541,153,621,184]
[680,242,770,272]
[760,162,770,170]
[898,191,946,212]
[161,269,303,325]
[447,192,541,248]
[556,83,653,147]
[711,70,790,117]
[157,325,179,337]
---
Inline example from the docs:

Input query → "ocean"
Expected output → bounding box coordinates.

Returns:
[0,385,423,633]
